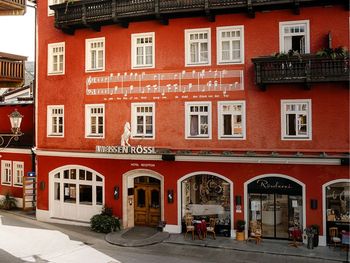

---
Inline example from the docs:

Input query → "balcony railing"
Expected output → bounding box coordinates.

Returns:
[0,53,26,88]
[0,0,26,15]
[251,55,349,90]
[50,0,345,34]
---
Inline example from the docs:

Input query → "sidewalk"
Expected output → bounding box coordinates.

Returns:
[2,209,350,263]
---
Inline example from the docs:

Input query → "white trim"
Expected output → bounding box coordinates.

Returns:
[0,148,32,154]
[217,25,244,65]
[131,32,155,69]
[185,101,212,139]
[47,105,64,138]
[185,28,211,67]
[279,20,310,54]
[122,169,164,229]
[47,42,65,75]
[281,99,312,141]
[85,104,105,139]
[244,174,306,241]
[217,100,246,140]
[321,179,350,247]
[85,37,105,72]
[131,102,155,139]
[177,171,234,237]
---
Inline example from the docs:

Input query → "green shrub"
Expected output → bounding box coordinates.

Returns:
[90,212,120,233]
[0,193,17,210]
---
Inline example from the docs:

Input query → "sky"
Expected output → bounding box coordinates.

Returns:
[0,6,35,61]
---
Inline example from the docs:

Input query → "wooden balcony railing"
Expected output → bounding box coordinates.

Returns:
[0,0,26,15]
[251,55,349,90]
[50,0,346,34]
[0,52,26,88]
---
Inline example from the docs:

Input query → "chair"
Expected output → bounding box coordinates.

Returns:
[206,218,216,240]
[249,221,262,244]
[184,216,195,240]
[329,227,341,248]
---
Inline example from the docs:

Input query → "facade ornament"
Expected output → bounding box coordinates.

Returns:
[121,122,131,146]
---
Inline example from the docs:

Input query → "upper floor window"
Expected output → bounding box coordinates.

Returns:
[281,99,312,140]
[85,38,105,72]
[185,101,211,139]
[1,160,11,186]
[131,103,155,139]
[13,161,24,187]
[279,20,310,54]
[131,32,155,69]
[48,0,65,16]
[217,26,244,64]
[85,104,104,138]
[185,28,211,66]
[218,101,246,139]
[47,105,64,137]
[48,42,65,75]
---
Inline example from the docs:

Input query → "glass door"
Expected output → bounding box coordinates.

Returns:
[275,194,289,239]
[261,194,275,238]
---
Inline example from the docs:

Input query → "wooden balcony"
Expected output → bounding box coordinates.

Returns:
[0,52,26,88]
[251,55,349,90]
[50,0,346,35]
[0,0,26,15]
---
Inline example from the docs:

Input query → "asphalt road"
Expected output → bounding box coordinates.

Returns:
[0,211,344,263]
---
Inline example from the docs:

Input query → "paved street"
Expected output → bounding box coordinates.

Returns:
[0,211,348,263]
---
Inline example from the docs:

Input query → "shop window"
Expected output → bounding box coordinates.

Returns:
[85,37,105,72]
[47,105,64,137]
[279,20,309,54]
[185,28,211,66]
[281,99,311,140]
[131,32,155,69]
[217,26,244,64]
[54,182,60,200]
[96,186,103,205]
[185,102,211,139]
[79,185,92,205]
[64,183,76,203]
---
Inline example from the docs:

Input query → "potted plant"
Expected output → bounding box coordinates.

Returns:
[311,224,319,247]
[236,220,246,241]
[0,193,17,210]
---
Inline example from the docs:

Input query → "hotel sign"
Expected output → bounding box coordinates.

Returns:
[96,145,156,154]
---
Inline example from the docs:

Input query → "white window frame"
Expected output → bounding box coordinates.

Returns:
[279,20,310,54]
[131,102,155,139]
[218,101,246,140]
[48,0,65,16]
[131,32,155,69]
[47,105,64,137]
[85,37,105,72]
[13,161,24,187]
[185,101,212,139]
[185,28,211,67]
[217,25,244,64]
[1,160,12,186]
[47,42,65,75]
[281,99,312,140]
[85,104,105,139]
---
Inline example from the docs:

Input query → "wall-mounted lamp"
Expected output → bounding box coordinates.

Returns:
[235,195,242,206]
[167,189,174,203]
[39,181,45,191]
[0,109,24,149]
[311,199,318,210]
[114,186,119,200]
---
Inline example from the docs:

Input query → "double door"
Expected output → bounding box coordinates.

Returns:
[134,183,160,226]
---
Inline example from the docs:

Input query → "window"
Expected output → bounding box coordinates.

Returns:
[217,26,244,64]
[1,160,12,185]
[280,20,310,54]
[48,0,65,16]
[185,28,211,66]
[131,103,155,139]
[218,101,246,139]
[85,38,105,72]
[48,42,65,75]
[281,99,312,140]
[47,105,64,137]
[13,161,24,187]
[131,32,155,69]
[185,102,211,139]
[85,104,105,138]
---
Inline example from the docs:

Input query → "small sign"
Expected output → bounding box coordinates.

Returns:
[292,200,298,208]
[236,205,242,213]
[27,171,36,177]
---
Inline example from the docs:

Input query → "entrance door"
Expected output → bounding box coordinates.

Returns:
[134,183,160,226]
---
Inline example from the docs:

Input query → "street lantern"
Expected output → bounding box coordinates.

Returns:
[0,109,24,148]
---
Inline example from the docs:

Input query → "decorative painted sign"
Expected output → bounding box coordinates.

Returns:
[86,69,243,100]
[248,177,302,195]
[96,145,156,154]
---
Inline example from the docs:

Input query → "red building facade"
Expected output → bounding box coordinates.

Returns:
[36,0,349,245]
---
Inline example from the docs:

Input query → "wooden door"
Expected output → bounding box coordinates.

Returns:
[134,184,160,226]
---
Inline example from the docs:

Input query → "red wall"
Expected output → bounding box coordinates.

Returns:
[36,4,349,153]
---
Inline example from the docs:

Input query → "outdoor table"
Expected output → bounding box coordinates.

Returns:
[288,227,302,247]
